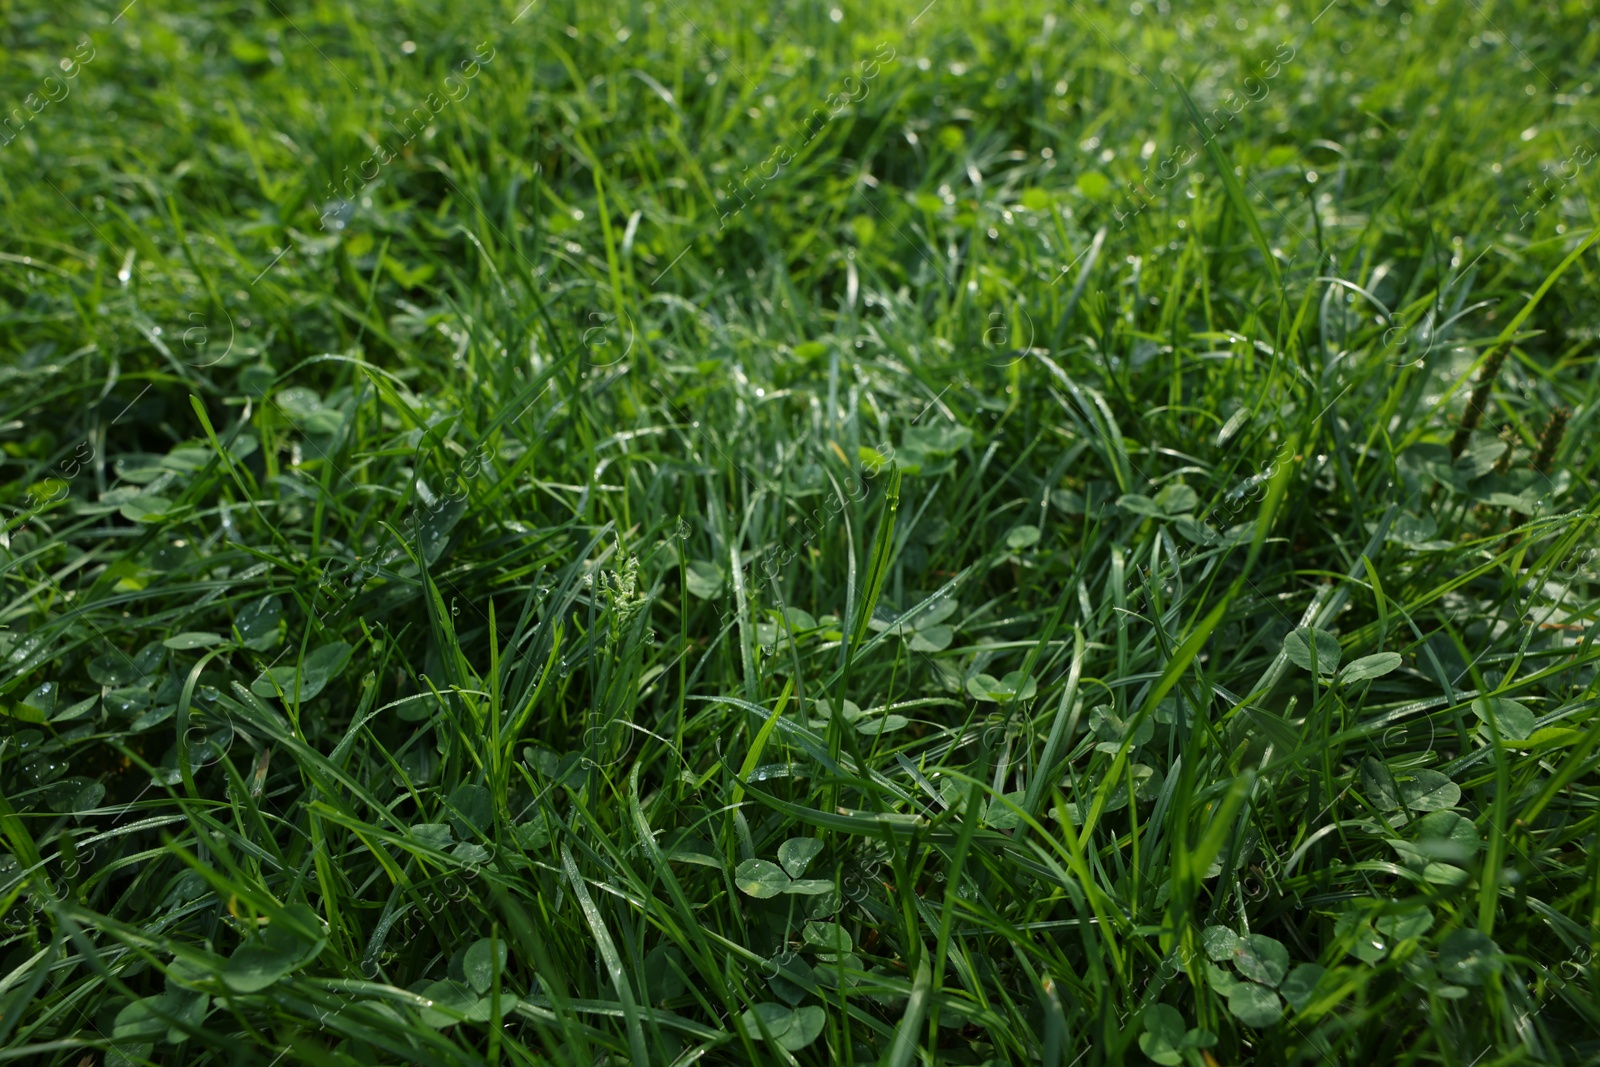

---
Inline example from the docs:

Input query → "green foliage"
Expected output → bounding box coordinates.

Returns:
[2,0,1599,1063]
[1138,1003,1216,1065]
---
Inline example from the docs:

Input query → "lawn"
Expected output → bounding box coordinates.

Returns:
[3,0,1600,1063]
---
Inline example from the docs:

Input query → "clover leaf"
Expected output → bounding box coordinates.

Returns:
[1437,929,1502,986]
[1283,627,1341,675]
[966,670,1037,703]
[1227,982,1283,1027]
[222,904,325,992]
[735,848,834,899]
[1340,652,1402,683]
[464,938,508,995]
[1089,704,1154,753]
[1471,697,1536,741]
[739,1002,826,1050]
[1279,963,1326,1012]
[1139,1003,1217,1065]
[778,837,823,878]
[735,859,791,899]
[1397,769,1460,811]
[1231,933,1289,987]
[249,640,352,702]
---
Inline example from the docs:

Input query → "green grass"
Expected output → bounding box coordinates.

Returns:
[4,0,1600,1063]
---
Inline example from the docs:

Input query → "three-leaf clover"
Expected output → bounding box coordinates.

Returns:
[1202,927,1323,1028]
[1005,524,1041,551]
[734,838,833,898]
[1334,908,1391,964]
[420,938,519,1028]
[464,938,508,994]
[1117,482,1198,521]
[808,698,908,736]
[113,991,209,1045]
[895,423,973,476]
[766,951,817,1005]
[1389,810,1478,884]
[965,670,1037,703]
[233,595,285,650]
[1396,769,1461,811]
[1232,934,1289,986]
[756,606,819,652]
[1228,983,1282,1028]
[802,920,853,957]
[1359,758,1461,812]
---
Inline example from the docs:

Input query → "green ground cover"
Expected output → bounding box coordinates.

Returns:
[3,0,1600,1062]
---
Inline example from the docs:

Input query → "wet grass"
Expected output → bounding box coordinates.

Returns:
[3,0,1600,1063]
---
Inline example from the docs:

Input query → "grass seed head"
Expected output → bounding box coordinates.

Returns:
[1531,406,1570,475]
[1450,343,1512,458]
